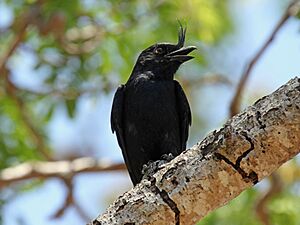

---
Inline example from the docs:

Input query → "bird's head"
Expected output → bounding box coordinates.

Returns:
[131,26,196,80]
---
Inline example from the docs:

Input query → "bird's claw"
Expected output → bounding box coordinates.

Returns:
[142,153,175,181]
[160,153,174,162]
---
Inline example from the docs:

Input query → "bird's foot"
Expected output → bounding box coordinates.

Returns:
[160,153,174,162]
[142,153,175,181]
[142,160,159,178]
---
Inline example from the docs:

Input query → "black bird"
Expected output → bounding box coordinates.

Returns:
[111,26,195,185]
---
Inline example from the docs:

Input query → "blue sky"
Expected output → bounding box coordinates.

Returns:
[2,0,300,224]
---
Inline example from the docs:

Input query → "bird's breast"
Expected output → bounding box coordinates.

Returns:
[124,80,178,130]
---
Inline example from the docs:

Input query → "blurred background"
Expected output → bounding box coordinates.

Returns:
[1,0,300,224]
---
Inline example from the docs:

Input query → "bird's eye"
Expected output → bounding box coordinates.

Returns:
[154,47,163,55]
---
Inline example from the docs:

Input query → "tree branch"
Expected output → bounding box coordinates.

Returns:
[229,0,300,116]
[0,157,126,188]
[91,77,300,225]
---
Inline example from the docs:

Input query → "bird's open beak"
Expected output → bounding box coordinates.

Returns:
[166,46,197,63]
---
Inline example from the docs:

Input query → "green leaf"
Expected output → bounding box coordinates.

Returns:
[65,99,76,118]
[45,103,55,122]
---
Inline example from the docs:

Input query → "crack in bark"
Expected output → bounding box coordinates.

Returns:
[150,177,180,225]
[215,131,258,184]
[91,221,136,225]
[215,152,258,184]
[236,131,255,167]
[255,111,266,129]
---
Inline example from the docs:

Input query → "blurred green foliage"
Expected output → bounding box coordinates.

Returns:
[199,188,262,225]
[200,183,300,225]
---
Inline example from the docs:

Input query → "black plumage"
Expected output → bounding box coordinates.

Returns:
[111,26,195,185]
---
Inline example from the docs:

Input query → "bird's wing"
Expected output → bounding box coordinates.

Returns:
[111,85,140,185]
[111,85,127,156]
[174,80,191,151]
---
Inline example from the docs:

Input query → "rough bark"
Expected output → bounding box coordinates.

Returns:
[90,77,300,225]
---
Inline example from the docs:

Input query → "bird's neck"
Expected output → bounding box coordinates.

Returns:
[129,70,175,83]
[129,63,176,82]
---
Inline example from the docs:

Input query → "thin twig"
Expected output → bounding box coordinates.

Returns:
[229,0,300,116]
[73,201,91,222]
[0,22,29,76]
[51,178,74,219]
[4,71,52,160]
[51,177,91,222]
[0,0,48,76]
[0,0,43,76]
[0,157,126,188]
